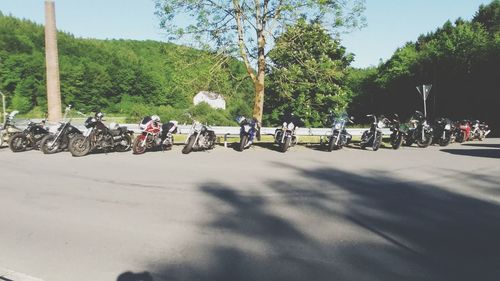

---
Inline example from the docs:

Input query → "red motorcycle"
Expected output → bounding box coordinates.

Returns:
[456,120,471,143]
[132,116,178,154]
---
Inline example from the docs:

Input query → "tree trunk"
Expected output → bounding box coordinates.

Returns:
[253,31,266,123]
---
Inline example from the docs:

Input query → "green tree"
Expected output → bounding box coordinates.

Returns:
[265,20,353,127]
[155,0,365,123]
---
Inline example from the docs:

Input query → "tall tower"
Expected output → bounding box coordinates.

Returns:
[44,0,62,122]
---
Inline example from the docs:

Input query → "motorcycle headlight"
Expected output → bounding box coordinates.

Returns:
[194,123,203,131]
[287,122,295,130]
[377,121,385,128]
[334,123,342,130]
[444,124,451,130]
[243,125,251,132]
[282,122,287,128]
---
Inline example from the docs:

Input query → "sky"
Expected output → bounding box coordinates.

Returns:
[0,0,492,68]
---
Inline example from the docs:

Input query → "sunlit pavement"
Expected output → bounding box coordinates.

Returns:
[0,139,499,281]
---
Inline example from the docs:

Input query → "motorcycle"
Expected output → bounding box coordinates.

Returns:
[432,117,453,146]
[236,116,260,151]
[455,120,471,143]
[133,116,178,154]
[360,114,384,151]
[9,118,50,152]
[469,120,490,141]
[39,105,83,154]
[404,111,433,148]
[322,112,353,151]
[274,121,298,153]
[68,112,133,157]
[182,116,216,154]
[385,114,407,150]
[0,110,21,147]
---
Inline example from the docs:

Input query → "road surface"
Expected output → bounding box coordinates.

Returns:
[0,139,499,281]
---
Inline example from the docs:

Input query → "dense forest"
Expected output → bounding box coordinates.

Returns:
[0,11,254,124]
[348,1,499,132]
[0,1,498,131]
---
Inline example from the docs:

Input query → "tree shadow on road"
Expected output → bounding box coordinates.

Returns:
[137,164,500,281]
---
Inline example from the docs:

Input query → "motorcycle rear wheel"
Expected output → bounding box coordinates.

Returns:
[69,135,91,157]
[9,133,28,152]
[115,134,132,152]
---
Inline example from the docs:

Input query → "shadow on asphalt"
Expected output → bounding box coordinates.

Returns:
[440,148,500,159]
[117,271,153,281]
[462,143,500,149]
[129,164,500,281]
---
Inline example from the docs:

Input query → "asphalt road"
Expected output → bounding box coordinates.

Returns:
[1,139,499,281]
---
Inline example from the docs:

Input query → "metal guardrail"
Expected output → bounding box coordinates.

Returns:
[15,119,391,137]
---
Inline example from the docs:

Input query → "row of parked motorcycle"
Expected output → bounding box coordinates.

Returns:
[0,105,492,156]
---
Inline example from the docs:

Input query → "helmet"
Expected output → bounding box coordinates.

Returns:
[236,116,245,124]
[95,112,104,120]
[151,115,160,122]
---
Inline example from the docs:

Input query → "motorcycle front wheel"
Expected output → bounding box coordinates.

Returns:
[239,134,248,152]
[416,133,433,148]
[439,134,451,147]
[40,134,60,154]
[328,135,338,151]
[390,133,403,149]
[69,135,91,157]
[280,137,291,153]
[182,134,196,154]
[372,133,382,151]
[132,136,147,155]
[9,133,28,152]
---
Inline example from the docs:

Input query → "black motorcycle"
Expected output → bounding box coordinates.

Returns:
[432,117,453,146]
[323,112,353,151]
[385,114,407,150]
[9,119,50,152]
[236,116,260,151]
[182,117,217,154]
[360,114,384,151]
[39,106,83,154]
[68,112,133,157]
[404,111,433,148]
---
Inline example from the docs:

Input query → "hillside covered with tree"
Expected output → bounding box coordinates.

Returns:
[0,12,254,124]
[348,0,499,132]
